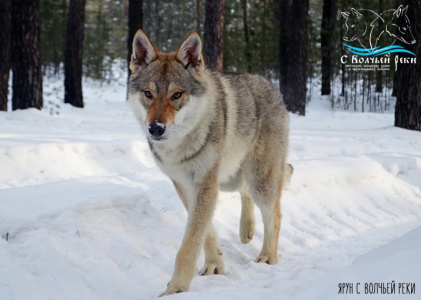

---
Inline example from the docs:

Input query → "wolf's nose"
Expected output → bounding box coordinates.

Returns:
[148,121,166,138]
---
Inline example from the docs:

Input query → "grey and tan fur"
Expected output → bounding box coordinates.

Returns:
[128,29,292,296]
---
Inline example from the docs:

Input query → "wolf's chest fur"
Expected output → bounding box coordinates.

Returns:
[148,73,259,190]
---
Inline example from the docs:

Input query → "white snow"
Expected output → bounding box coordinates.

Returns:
[0,78,420,299]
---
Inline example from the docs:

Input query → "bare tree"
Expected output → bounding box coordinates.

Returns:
[0,0,12,111]
[11,0,43,110]
[204,0,225,71]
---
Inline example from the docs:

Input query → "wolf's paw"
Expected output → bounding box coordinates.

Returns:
[254,255,278,265]
[159,286,186,297]
[199,258,225,276]
[240,213,255,244]
[240,225,255,244]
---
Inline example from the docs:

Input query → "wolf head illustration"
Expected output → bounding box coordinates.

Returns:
[341,8,367,42]
[386,5,416,44]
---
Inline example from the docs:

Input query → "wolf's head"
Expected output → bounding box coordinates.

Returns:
[386,5,416,45]
[341,8,367,42]
[128,30,207,143]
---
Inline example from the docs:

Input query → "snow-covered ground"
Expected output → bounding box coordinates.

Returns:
[1,78,420,300]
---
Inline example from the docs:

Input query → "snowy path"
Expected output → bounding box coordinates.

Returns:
[1,81,420,299]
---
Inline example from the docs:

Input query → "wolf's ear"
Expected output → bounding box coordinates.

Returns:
[393,5,404,18]
[130,29,157,73]
[402,5,409,15]
[176,32,204,74]
[351,8,362,19]
[341,12,350,19]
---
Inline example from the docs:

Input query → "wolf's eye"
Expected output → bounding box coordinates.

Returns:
[403,27,407,31]
[144,91,153,99]
[171,92,182,100]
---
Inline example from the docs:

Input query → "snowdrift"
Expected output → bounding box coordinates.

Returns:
[0,80,420,299]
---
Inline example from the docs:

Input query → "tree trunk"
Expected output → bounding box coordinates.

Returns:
[196,0,201,32]
[204,0,225,71]
[375,0,384,93]
[242,0,252,73]
[395,1,421,131]
[321,0,336,95]
[392,68,398,97]
[64,0,86,108]
[127,0,143,97]
[0,0,12,111]
[279,0,309,116]
[155,0,162,49]
[11,0,43,110]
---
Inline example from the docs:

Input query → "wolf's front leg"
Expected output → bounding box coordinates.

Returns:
[199,225,225,275]
[173,180,225,277]
[160,177,219,296]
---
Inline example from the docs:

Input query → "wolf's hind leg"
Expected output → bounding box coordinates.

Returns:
[253,196,281,265]
[245,155,285,265]
[239,190,255,244]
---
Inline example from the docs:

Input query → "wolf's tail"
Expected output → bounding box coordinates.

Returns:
[283,163,294,186]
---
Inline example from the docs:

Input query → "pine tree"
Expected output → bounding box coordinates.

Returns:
[375,0,384,93]
[11,0,43,110]
[0,0,11,111]
[242,0,251,73]
[64,0,86,108]
[127,0,143,93]
[279,0,309,116]
[395,1,421,131]
[40,0,67,75]
[321,0,336,95]
[204,0,225,71]
[196,0,201,32]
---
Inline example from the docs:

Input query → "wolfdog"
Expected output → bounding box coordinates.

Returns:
[128,29,292,296]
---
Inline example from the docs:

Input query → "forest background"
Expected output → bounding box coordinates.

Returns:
[1,0,420,130]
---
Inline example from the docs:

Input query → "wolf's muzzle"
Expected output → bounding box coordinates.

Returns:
[148,121,166,138]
